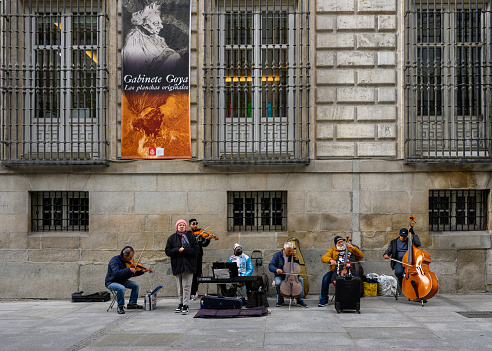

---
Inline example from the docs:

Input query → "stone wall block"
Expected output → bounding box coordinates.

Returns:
[409,190,429,213]
[337,88,374,102]
[146,214,171,232]
[317,34,355,49]
[41,236,79,249]
[377,124,396,139]
[378,15,396,30]
[320,214,352,231]
[28,250,80,262]
[306,191,352,213]
[117,232,154,250]
[287,214,320,232]
[358,142,396,157]
[357,33,396,49]
[81,250,122,264]
[457,249,486,292]
[316,87,336,103]
[0,192,27,215]
[362,231,388,249]
[0,250,27,262]
[372,191,410,213]
[337,124,375,139]
[357,69,396,85]
[378,88,396,103]
[80,232,117,250]
[0,214,28,233]
[449,172,475,188]
[90,215,147,233]
[337,15,375,30]
[91,192,135,215]
[357,0,396,13]
[360,214,392,231]
[135,192,188,214]
[378,51,396,66]
[188,191,227,214]
[337,52,375,67]
[316,51,335,67]
[0,233,8,249]
[316,15,334,31]
[316,124,335,140]
[317,70,355,85]
[317,0,355,12]
[433,233,491,250]
[85,175,157,192]
[316,106,355,121]
[357,106,396,121]
[317,142,356,157]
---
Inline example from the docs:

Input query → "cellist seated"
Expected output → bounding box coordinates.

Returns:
[268,242,308,308]
[383,227,421,295]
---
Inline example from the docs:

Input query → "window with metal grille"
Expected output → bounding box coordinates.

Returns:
[31,191,89,231]
[405,1,492,161]
[429,190,488,231]
[0,1,109,165]
[202,1,310,165]
[228,191,287,231]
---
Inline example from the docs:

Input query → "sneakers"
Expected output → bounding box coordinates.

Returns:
[298,300,308,308]
[117,306,125,314]
[190,294,197,301]
[275,302,283,307]
[127,303,143,309]
[175,304,183,313]
[318,298,327,307]
[181,305,189,315]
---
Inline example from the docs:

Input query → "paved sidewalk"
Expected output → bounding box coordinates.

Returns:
[1,293,492,351]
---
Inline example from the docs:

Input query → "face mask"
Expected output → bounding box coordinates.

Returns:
[336,243,346,251]
[235,251,242,256]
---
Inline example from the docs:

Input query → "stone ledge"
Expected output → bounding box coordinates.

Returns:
[432,232,491,250]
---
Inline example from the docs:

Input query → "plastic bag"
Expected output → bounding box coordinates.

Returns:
[366,273,397,297]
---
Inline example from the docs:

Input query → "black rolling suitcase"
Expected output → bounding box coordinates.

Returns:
[200,295,242,309]
[334,276,361,313]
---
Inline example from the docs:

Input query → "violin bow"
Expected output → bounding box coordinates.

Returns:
[387,257,414,268]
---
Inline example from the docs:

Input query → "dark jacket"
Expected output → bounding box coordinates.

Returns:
[105,246,144,287]
[165,231,200,276]
[269,249,300,278]
[383,231,421,270]
[196,233,210,260]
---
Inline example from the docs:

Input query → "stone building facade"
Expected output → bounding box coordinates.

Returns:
[1,0,491,298]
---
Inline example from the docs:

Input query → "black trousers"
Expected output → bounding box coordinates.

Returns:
[191,257,203,295]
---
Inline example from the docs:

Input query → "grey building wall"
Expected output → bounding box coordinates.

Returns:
[0,0,491,298]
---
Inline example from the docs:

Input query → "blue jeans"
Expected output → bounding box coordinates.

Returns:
[107,280,139,307]
[320,270,334,303]
[274,275,304,303]
[394,262,404,278]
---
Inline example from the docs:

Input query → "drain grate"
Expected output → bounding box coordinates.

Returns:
[457,311,492,318]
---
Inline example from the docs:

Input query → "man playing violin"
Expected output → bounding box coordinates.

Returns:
[318,236,364,307]
[269,242,308,308]
[383,228,421,294]
[189,218,211,300]
[105,246,150,314]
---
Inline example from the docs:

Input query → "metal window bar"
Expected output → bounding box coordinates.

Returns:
[203,0,310,165]
[405,0,492,162]
[31,191,89,231]
[228,191,287,231]
[428,189,488,231]
[1,0,109,166]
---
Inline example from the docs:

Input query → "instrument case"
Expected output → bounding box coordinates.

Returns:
[71,291,110,302]
[200,295,242,309]
[334,276,361,313]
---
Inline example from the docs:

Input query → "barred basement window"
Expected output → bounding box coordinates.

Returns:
[1,0,109,165]
[31,191,89,232]
[228,191,286,231]
[429,190,488,231]
[405,1,492,161]
[202,0,310,164]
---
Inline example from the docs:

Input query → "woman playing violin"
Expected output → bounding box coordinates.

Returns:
[189,219,212,300]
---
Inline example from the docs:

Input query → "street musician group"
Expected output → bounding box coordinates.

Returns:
[105,215,438,315]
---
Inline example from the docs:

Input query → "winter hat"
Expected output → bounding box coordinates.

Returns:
[334,236,345,245]
[233,243,243,252]
[399,228,409,236]
[175,219,187,230]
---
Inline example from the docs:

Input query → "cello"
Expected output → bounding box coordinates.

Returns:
[279,250,303,308]
[401,215,439,305]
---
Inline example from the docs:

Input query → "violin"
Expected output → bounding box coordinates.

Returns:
[193,227,219,241]
[279,250,303,300]
[125,259,153,273]
[401,215,438,304]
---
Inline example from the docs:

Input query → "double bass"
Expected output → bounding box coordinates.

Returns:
[401,215,439,305]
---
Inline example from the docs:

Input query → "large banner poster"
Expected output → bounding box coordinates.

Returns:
[121,0,191,159]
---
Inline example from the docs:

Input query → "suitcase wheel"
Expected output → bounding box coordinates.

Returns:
[335,302,341,314]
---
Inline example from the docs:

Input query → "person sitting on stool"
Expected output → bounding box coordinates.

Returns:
[105,246,149,314]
